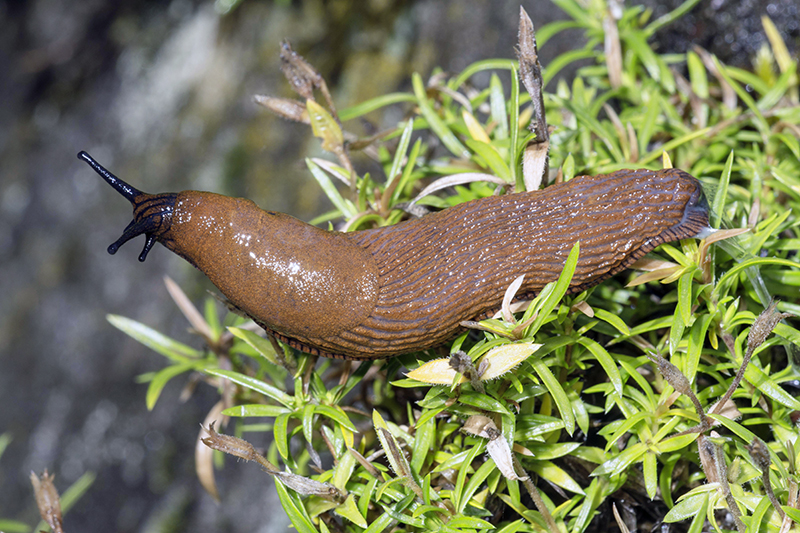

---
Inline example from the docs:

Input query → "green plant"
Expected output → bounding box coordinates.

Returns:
[108,1,800,532]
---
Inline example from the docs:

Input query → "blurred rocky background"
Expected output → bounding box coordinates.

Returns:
[0,0,797,531]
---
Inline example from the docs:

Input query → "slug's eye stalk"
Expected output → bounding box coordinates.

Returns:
[78,151,177,262]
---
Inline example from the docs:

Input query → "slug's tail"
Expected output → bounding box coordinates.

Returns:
[77,151,177,262]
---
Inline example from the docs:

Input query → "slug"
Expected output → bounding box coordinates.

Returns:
[78,151,708,360]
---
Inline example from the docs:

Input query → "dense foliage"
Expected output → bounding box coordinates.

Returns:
[13,0,800,532]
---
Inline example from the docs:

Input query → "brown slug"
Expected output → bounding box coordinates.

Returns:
[78,151,708,360]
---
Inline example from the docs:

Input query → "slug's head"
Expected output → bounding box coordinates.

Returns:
[78,151,177,262]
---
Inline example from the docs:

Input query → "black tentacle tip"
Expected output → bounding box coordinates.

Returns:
[107,233,155,262]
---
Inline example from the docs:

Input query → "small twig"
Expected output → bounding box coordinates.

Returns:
[517,7,549,191]
[646,351,710,433]
[512,456,559,533]
[449,351,485,394]
[711,436,746,533]
[712,301,791,416]
[201,422,346,503]
[747,438,786,520]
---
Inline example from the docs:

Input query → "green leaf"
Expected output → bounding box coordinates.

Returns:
[339,93,416,121]
[510,64,522,190]
[577,337,623,396]
[274,477,320,533]
[107,314,201,362]
[643,451,658,500]
[228,326,277,364]
[489,73,509,140]
[742,363,800,410]
[593,442,648,476]
[222,404,290,417]
[593,308,631,336]
[449,59,516,90]
[529,460,585,494]
[146,362,197,410]
[316,405,358,433]
[0,520,29,533]
[447,516,496,529]
[334,494,367,528]
[664,492,709,523]
[453,443,484,513]
[387,119,414,185]
[526,242,580,336]
[686,493,710,532]
[362,511,394,533]
[305,158,356,219]
[531,358,575,435]
[465,139,511,180]
[274,412,291,462]
[412,73,469,159]
[204,368,294,407]
[459,456,496,511]
[411,417,435,474]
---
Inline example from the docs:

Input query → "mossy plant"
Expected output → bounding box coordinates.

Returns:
[93,1,800,532]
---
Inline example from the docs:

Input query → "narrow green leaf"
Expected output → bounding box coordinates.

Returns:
[593,308,631,336]
[146,362,197,410]
[459,456,496,512]
[742,363,800,410]
[228,326,277,364]
[387,120,414,185]
[527,242,580,336]
[332,450,357,493]
[510,64,522,190]
[334,494,367,528]
[362,510,394,533]
[204,368,294,407]
[0,520,29,533]
[339,93,416,121]
[664,492,709,522]
[222,404,290,417]
[274,412,291,461]
[411,417,435,474]
[638,90,661,156]
[453,443,484,513]
[489,73,509,140]
[677,269,695,327]
[393,138,422,203]
[643,451,658,500]
[713,56,768,132]
[686,314,712,383]
[531,358,575,435]
[639,127,713,164]
[449,59,516,91]
[305,158,356,219]
[593,442,648,476]
[465,139,511,180]
[107,314,201,362]
[687,51,708,98]
[316,405,358,433]
[274,478,320,533]
[685,493,710,532]
[529,460,585,494]
[713,257,800,299]
[577,337,623,396]
[412,73,469,159]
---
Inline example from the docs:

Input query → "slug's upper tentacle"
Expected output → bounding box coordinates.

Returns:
[78,151,177,262]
